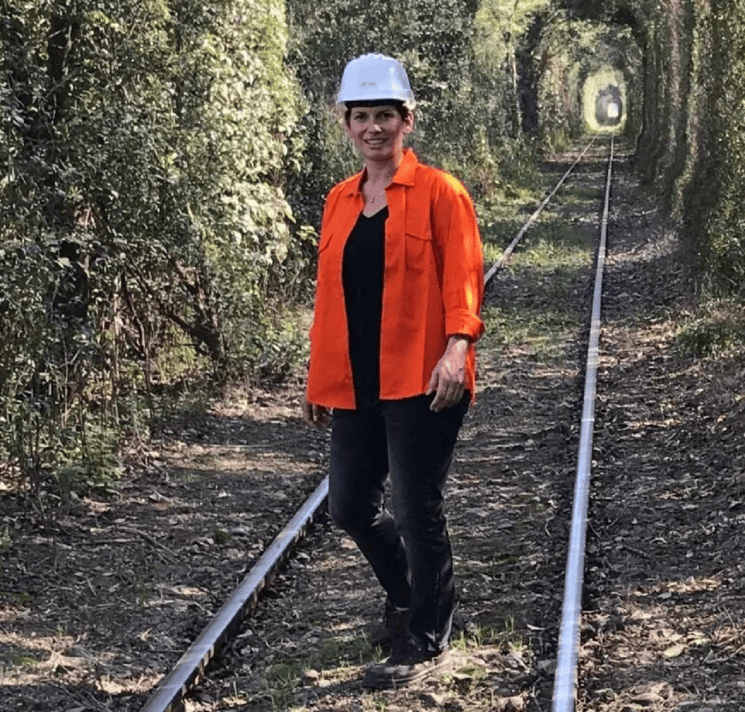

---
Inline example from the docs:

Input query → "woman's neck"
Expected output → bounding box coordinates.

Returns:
[364,148,404,188]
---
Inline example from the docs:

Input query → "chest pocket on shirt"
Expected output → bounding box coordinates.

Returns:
[404,211,434,274]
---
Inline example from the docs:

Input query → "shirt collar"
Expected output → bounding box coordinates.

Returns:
[343,149,419,197]
[390,148,418,186]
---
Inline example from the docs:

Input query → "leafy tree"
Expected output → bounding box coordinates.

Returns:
[1,0,303,492]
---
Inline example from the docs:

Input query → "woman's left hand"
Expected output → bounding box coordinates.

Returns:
[426,336,470,412]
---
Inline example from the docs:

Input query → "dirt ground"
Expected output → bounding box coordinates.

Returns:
[580,162,745,712]
[1,145,744,712]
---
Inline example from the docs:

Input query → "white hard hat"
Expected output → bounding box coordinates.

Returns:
[336,54,415,108]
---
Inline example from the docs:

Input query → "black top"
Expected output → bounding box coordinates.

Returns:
[342,207,387,408]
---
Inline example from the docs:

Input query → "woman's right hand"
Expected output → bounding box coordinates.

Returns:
[302,397,331,427]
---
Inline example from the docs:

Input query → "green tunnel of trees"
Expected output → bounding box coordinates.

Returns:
[1,0,742,493]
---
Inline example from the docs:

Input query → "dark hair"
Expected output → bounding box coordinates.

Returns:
[344,100,410,125]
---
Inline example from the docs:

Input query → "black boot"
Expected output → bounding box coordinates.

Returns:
[362,633,450,688]
[368,600,411,653]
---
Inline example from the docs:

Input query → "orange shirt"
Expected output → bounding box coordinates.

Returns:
[307,149,484,409]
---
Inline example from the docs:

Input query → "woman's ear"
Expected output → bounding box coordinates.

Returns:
[341,115,353,138]
[403,111,415,134]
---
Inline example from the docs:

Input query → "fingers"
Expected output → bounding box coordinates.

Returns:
[313,404,331,427]
[429,353,466,411]
[302,400,330,427]
[430,380,465,412]
[430,388,464,412]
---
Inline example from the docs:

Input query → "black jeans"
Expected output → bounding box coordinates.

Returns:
[328,392,469,652]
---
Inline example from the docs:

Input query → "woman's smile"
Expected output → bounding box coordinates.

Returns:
[345,105,413,162]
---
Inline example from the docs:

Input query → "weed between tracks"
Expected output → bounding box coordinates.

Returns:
[258,637,374,709]
[481,213,594,364]
[233,622,530,712]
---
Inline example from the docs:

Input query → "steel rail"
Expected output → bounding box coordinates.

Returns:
[551,135,615,712]
[140,138,600,712]
[140,477,329,712]
[484,136,597,287]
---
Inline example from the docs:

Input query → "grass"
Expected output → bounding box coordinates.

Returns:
[451,616,526,654]
[0,525,11,552]
[481,207,594,365]
[517,218,593,266]
[246,634,372,711]
[559,184,604,204]
[0,589,34,604]
[482,203,593,270]
[0,647,41,669]
[480,303,582,363]
[245,618,529,711]
[673,300,745,357]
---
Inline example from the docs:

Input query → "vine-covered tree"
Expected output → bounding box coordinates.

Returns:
[0,0,303,490]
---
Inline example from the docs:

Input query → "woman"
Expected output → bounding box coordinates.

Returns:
[303,53,484,688]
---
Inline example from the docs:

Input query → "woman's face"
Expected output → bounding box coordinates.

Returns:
[344,104,414,163]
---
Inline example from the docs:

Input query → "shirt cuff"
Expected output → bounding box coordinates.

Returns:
[446,313,485,342]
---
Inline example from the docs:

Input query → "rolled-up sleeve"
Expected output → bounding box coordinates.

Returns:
[433,177,485,342]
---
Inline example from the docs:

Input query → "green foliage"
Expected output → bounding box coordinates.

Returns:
[673,302,745,358]
[3,0,558,497]
[536,15,641,146]
[693,1,745,298]
[0,0,304,494]
[559,1,745,305]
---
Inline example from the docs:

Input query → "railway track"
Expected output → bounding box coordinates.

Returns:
[139,137,617,712]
